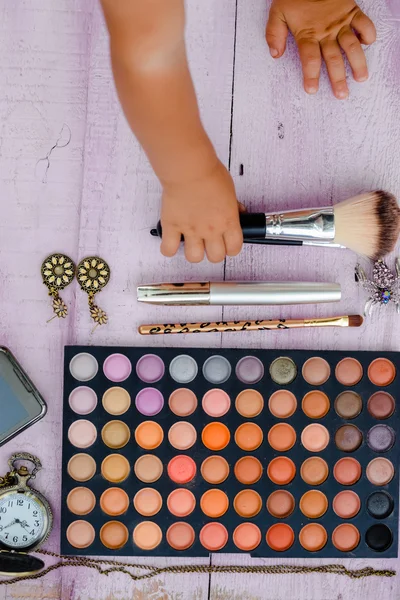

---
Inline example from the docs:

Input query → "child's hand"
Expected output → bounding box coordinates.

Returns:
[160,160,243,263]
[266,0,376,99]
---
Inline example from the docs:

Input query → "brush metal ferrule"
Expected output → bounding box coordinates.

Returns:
[137,283,211,305]
[304,316,349,328]
[264,207,335,241]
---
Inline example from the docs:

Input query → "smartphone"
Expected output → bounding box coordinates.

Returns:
[0,347,47,446]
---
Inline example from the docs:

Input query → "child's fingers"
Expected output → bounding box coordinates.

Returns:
[184,235,205,263]
[223,226,243,257]
[266,9,289,58]
[351,10,376,45]
[296,38,321,94]
[320,39,348,100]
[338,27,368,82]
[205,237,227,264]
[160,226,181,257]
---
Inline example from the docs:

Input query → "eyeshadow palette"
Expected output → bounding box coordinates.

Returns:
[61,347,400,557]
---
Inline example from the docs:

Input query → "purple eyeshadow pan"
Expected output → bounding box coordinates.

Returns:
[136,354,165,383]
[235,356,264,385]
[367,425,396,453]
[103,354,132,383]
[135,388,164,416]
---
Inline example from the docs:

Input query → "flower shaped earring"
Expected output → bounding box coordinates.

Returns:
[76,257,110,331]
[41,253,76,321]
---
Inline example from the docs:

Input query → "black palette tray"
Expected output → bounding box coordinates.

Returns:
[61,346,400,557]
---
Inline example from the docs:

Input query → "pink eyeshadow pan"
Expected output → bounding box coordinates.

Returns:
[136,354,165,383]
[69,387,97,415]
[103,353,132,382]
[202,389,231,417]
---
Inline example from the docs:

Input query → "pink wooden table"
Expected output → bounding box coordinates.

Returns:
[1,0,400,598]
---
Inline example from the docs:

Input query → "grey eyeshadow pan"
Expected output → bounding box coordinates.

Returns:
[202,356,232,384]
[367,425,396,453]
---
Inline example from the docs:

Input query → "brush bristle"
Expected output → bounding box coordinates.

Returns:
[334,191,400,259]
[348,315,364,327]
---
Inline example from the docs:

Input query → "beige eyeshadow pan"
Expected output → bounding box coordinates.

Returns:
[67,454,96,482]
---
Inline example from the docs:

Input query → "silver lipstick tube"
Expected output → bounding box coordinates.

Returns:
[264,207,336,242]
[137,282,341,306]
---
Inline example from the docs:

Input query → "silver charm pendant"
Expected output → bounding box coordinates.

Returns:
[355,258,400,316]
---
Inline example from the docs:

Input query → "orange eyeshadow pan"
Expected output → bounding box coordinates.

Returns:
[63,348,400,559]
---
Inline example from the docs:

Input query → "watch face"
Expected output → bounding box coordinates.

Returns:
[0,491,46,549]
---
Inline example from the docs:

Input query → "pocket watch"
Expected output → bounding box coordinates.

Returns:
[0,453,53,575]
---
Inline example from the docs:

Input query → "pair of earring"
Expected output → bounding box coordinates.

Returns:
[41,253,110,330]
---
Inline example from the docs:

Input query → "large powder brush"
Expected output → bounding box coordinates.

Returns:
[151,191,400,260]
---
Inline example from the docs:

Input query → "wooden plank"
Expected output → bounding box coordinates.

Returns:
[213,0,400,598]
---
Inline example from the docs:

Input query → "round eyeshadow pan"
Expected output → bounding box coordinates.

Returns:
[202,355,232,384]
[100,488,129,516]
[235,356,264,384]
[299,523,327,552]
[101,454,130,483]
[200,489,229,518]
[299,490,328,519]
[235,423,263,451]
[332,491,361,519]
[133,521,162,551]
[266,490,295,518]
[301,424,330,452]
[134,454,163,483]
[135,388,164,416]
[267,457,296,485]
[201,456,230,484]
[334,425,363,452]
[300,457,329,486]
[67,487,96,516]
[167,489,196,517]
[101,420,130,449]
[335,358,363,386]
[134,421,164,450]
[235,390,264,418]
[103,353,132,383]
[102,387,131,416]
[334,391,362,419]
[69,353,98,382]
[269,357,297,385]
[68,420,97,449]
[367,425,395,452]
[68,387,97,415]
[333,457,362,485]
[268,423,296,451]
[266,524,294,552]
[199,523,228,551]
[366,457,394,486]
[168,421,197,450]
[169,355,198,384]
[100,521,128,550]
[302,357,330,385]
[133,488,163,516]
[136,354,165,383]
[234,490,262,518]
[368,358,396,386]
[167,455,197,484]
[367,491,394,519]
[234,456,263,485]
[302,391,330,419]
[332,524,360,552]
[67,454,96,482]
[100,521,129,550]
[202,389,231,418]
[202,422,230,451]
[268,390,297,418]
[365,524,393,552]
[367,392,395,420]
[66,520,95,549]
[233,523,261,551]
[168,388,197,417]
[167,522,195,551]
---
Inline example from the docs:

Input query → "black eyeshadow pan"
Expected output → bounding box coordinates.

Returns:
[365,523,393,552]
[366,491,394,519]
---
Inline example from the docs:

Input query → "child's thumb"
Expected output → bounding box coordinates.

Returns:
[266,10,288,58]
